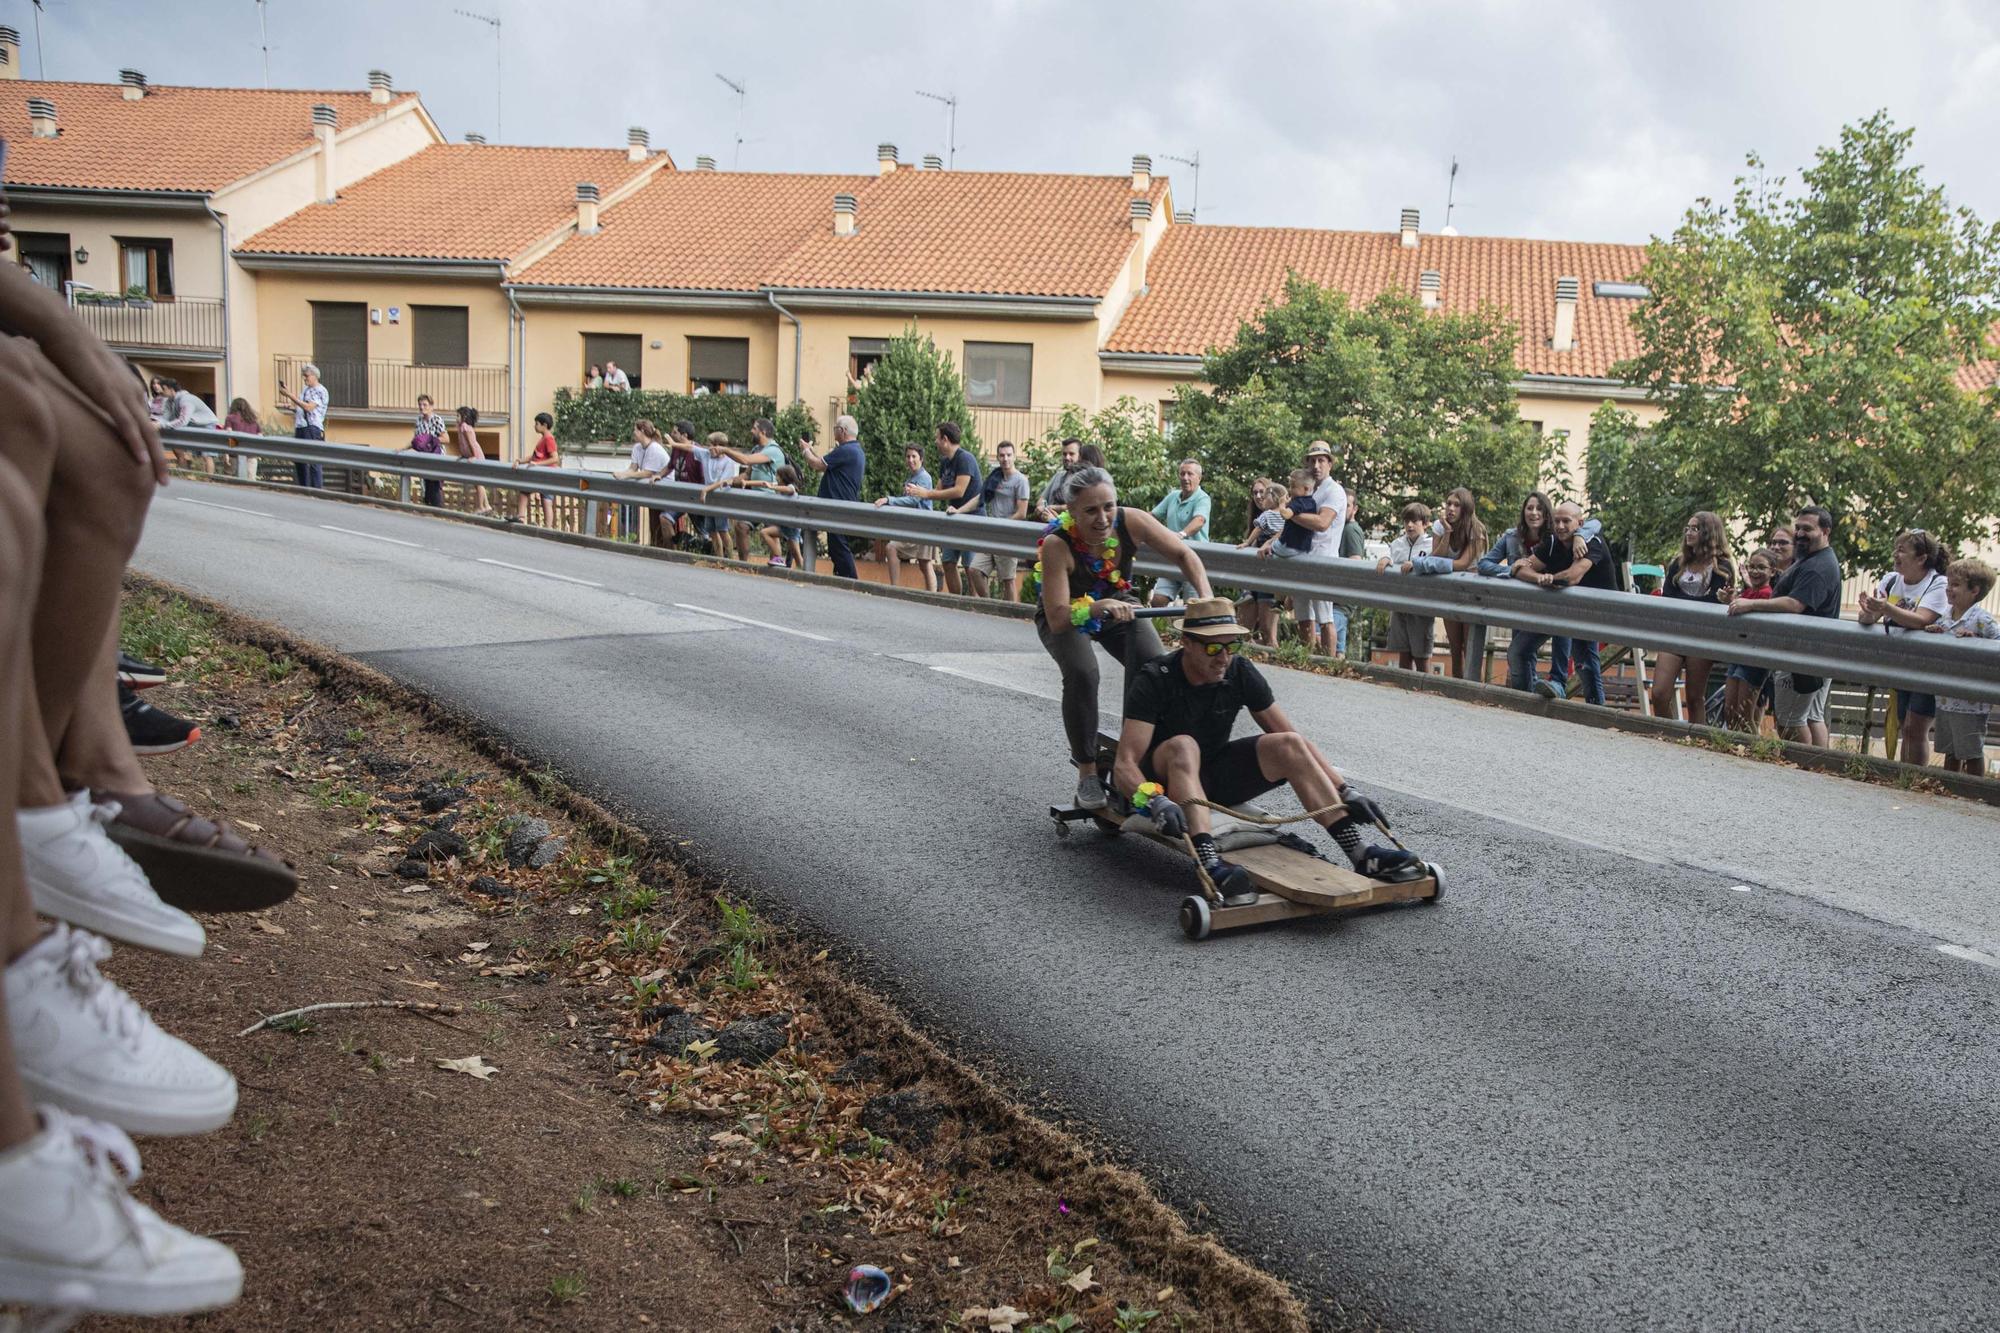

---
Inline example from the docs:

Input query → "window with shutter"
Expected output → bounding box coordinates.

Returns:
[964,342,1032,408]
[582,333,643,389]
[687,337,750,395]
[411,306,470,366]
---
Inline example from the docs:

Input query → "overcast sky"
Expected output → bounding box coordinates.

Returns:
[11,0,1998,244]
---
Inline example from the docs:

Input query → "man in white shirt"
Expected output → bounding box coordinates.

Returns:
[1289,440,1349,657]
[602,360,632,392]
[614,429,671,545]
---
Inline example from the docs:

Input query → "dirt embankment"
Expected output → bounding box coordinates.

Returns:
[99,579,1309,1332]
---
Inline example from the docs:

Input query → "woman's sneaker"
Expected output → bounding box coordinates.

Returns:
[6,925,237,1136]
[120,684,199,755]
[0,1106,243,1316]
[1074,773,1108,810]
[17,793,205,957]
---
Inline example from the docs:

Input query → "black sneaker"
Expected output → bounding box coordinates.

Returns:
[1200,856,1260,907]
[117,651,167,691]
[1358,846,1428,884]
[121,683,201,755]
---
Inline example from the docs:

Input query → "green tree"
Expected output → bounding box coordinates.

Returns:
[1614,111,2000,569]
[1020,396,1179,521]
[1168,275,1543,535]
[1583,404,1711,562]
[849,326,978,501]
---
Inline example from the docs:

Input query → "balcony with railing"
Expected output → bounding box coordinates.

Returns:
[274,354,511,421]
[69,295,224,355]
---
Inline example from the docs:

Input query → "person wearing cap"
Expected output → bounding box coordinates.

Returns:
[1033,466,1212,812]
[1290,441,1349,655]
[1108,596,1425,903]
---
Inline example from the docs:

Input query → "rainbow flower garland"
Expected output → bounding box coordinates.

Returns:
[1029,511,1133,635]
[1131,781,1167,811]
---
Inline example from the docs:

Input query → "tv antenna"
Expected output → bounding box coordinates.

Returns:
[1443,156,1461,234]
[914,88,958,169]
[715,73,747,168]
[453,9,502,139]
[1160,150,1200,220]
[254,0,272,86]
[29,0,46,78]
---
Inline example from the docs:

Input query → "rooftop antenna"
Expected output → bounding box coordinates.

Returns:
[30,0,46,78]
[914,88,958,169]
[714,73,747,168]
[1160,150,1200,220]
[1443,156,1461,234]
[255,0,271,87]
[454,8,502,140]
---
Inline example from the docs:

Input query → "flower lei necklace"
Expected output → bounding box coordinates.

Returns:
[1030,511,1132,634]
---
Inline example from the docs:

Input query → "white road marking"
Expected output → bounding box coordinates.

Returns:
[320,524,424,549]
[673,603,831,641]
[176,496,273,518]
[1728,884,1754,892]
[914,660,1060,702]
[476,557,601,588]
[1936,944,2000,969]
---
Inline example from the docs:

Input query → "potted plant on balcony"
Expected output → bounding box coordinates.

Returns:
[124,284,155,309]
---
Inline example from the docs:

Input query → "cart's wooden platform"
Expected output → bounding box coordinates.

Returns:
[1049,801,1440,939]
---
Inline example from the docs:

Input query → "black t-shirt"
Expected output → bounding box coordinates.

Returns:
[938,448,980,511]
[1124,650,1275,758]
[1533,531,1617,590]
[1773,544,1842,618]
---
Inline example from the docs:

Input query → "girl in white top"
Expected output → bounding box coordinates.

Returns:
[1858,528,1951,765]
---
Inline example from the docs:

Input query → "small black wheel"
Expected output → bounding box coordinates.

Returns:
[1179,895,1212,941]
[1424,862,1444,903]
[1053,818,1073,840]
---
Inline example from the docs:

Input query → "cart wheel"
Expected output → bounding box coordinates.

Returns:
[1054,818,1072,840]
[1179,896,1212,941]
[1423,862,1444,903]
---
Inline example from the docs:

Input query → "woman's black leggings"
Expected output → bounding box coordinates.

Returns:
[1036,613,1165,765]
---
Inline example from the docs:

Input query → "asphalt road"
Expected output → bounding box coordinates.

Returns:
[136,486,2000,1331]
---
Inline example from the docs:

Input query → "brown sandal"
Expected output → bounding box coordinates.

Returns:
[93,790,299,913]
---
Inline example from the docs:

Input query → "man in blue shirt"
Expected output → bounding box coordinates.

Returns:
[800,413,866,578]
[1149,459,1211,607]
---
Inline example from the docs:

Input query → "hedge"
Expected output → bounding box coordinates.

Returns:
[553,388,819,460]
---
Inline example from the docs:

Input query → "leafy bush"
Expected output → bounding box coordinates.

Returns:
[1018,396,1180,522]
[850,326,978,500]
[553,388,817,457]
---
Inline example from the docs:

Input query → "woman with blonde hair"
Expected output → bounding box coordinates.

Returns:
[1651,510,1736,724]
[1413,487,1487,677]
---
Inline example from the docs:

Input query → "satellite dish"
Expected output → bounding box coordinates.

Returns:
[1440,225,1460,236]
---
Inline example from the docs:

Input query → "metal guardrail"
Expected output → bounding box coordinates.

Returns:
[159,425,2000,706]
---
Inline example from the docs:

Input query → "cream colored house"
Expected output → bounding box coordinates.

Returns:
[508,148,1174,453]
[0,44,438,411]
[233,133,667,456]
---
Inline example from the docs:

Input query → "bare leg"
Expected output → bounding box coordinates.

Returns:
[918,560,938,594]
[883,547,902,588]
[969,568,991,599]
[1151,736,1213,837]
[1252,732,1343,825]
[1682,658,1712,726]
[942,564,963,596]
[1901,715,1934,766]
[0,455,48,1147]
[0,339,154,809]
[1650,652,1685,720]
[1445,619,1467,678]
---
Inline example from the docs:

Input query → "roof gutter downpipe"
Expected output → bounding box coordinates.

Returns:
[765,290,803,405]
[202,197,232,405]
[506,273,526,462]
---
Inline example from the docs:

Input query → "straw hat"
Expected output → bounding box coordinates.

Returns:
[1303,440,1333,459]
[1177,596,1252,642]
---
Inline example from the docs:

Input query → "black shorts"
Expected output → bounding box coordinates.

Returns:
[1139,734,1282,809]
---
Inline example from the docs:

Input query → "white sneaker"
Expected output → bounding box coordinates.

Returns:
[1074,773,1108,810]
[7,926,236,1136]
[0,1105,243,1316]
[18,793,204,957]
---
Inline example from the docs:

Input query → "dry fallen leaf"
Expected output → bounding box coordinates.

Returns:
[435,1055,498,1081]
[962,1308,1030,1332]
[1156,1286,1175,1301]
[253,919,286,936]
[234,819,264,832]
[465,941,490,953]
[1064,1265,1098,1294]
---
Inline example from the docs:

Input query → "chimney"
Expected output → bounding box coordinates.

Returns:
[464,132,486,144]
[876,142,899,175]
[1131,154,1151,192]
[833,192,858,236]
[1552,276,1580,352]
[922,153,943,171]
[627,125,649,162]
[694,155,716,172]
[310,103,339,202]
[1173,209,1195,224]
[1399,207,1420,248]
[1418,270,1442,310]
[575,182,601,236]
[26,95,56,138]
[1130,197,1153,234]
[367,69,392,105]
[118,68,147,100]
[0,26,19,81]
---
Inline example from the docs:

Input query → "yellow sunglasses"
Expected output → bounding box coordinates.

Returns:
[1194,639,1238,657]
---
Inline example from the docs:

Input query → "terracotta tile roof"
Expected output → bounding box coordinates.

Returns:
[0,79,419,193]
[512,171,873,290]
[1105,224,1652,379]
[763,171,1168,298]
[237,144,663,261]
